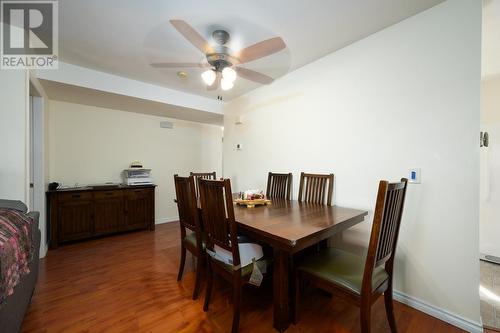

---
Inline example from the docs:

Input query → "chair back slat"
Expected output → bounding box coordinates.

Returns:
[298,172,334,205]
[362,178,408,293]
[375,182,406,266]
[266,172,292,200]
[199,178,241,267]
[174,175,202,244]
[191,172,216,197]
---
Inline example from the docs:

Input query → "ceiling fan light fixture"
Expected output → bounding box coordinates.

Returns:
[222,67,237,82]
[201,69,216,86]
[221,78,234,91]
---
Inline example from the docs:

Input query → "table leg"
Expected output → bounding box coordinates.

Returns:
[273,248,290,332]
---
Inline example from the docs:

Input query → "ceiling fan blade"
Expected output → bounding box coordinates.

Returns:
[150,62,208,68]
[236,37,286,64]
[235,67,274,84]
[170,19,213,54]
[207,72,221,91]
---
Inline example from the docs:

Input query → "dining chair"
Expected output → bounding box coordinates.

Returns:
[199,178,269,333]
[294,178,408,333]
[190,171,217,197]
[266,172,293,200]
[173,175,205,300]
[298,172,334,206]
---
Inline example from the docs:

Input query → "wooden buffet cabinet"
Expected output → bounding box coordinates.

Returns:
[47,185,156,249]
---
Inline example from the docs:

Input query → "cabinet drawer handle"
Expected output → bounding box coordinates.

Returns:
[134,190,142,193]
[72,194,81,198]
[105,192,114,196]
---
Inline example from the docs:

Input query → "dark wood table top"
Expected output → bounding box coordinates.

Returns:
[234,199,368,253]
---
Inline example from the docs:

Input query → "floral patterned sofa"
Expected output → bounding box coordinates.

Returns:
[0,200,40,333]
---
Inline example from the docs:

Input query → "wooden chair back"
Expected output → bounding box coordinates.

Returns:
[191,172,217,197]
[198,178,241,268]
[362,178,408,293]
[174,175,203,247]
[298,172,334,205]
[266,172,292,200]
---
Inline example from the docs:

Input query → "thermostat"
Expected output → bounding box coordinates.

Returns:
[408,168,421,184]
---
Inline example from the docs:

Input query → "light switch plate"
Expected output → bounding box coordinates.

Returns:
[409,168,421,184]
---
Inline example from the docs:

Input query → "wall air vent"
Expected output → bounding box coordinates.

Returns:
[160,121,174,129]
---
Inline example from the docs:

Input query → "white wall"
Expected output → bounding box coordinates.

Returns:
[0,70,29,202]
[48,100,222,223]
[480,77,500,258]
[223,0,481,328]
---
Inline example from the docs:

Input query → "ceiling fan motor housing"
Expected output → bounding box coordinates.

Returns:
[207,46,237,71]
[212,30,230,45]
[206,30,238,71]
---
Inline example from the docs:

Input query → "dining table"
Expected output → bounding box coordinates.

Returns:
[232,199,368,332]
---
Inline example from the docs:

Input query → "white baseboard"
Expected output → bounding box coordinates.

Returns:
[39,243,48,258]
[393,290,483,333]
[155,216,179,225]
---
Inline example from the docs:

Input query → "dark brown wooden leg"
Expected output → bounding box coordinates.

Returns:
[293,271,300,325]
[231,273,242,333]
[360,298,371,333]
[273,248,290,331]
[177,245,186,281]
[384,284,397,333]
[289,253,296,324]
[192,255,203,300]
[318,239,328,250]
[203,260,213,312]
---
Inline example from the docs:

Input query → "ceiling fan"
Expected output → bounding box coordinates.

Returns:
[150,20,286,91]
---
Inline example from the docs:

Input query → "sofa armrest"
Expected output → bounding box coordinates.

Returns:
[26,211,40,222]
[0,199,28,213]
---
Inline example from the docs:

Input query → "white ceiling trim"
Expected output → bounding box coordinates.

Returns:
[36,62,225,114]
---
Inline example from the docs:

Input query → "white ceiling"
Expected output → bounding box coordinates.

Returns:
[58,0,444,101]
[483,0,500,79]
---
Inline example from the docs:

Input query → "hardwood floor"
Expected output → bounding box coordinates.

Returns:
[22,222,467,333]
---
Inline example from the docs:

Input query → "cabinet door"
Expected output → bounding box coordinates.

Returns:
[58,193,94,242]
[94,191,123,235]
[123,189,152,231]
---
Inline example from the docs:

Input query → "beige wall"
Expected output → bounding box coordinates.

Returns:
[48,100,222,223]
[482,77,500,124]
[200,125,223,175]
[223,0,481,328]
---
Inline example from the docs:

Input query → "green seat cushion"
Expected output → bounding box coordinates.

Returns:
[298,248,388,295]
[183,232,206,249]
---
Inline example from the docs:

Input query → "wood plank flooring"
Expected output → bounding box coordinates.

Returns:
[22,222,467,333]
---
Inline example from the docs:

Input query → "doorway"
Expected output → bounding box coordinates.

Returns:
[29,83,47,258]
[480,0,500,330]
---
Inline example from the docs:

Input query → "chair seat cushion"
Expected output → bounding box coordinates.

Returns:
[214,242,264,267]
[298,248,388,295]
[218,256,270,277]
[183,232,206,249]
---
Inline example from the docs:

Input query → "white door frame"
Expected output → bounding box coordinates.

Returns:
[30,95,48,258]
